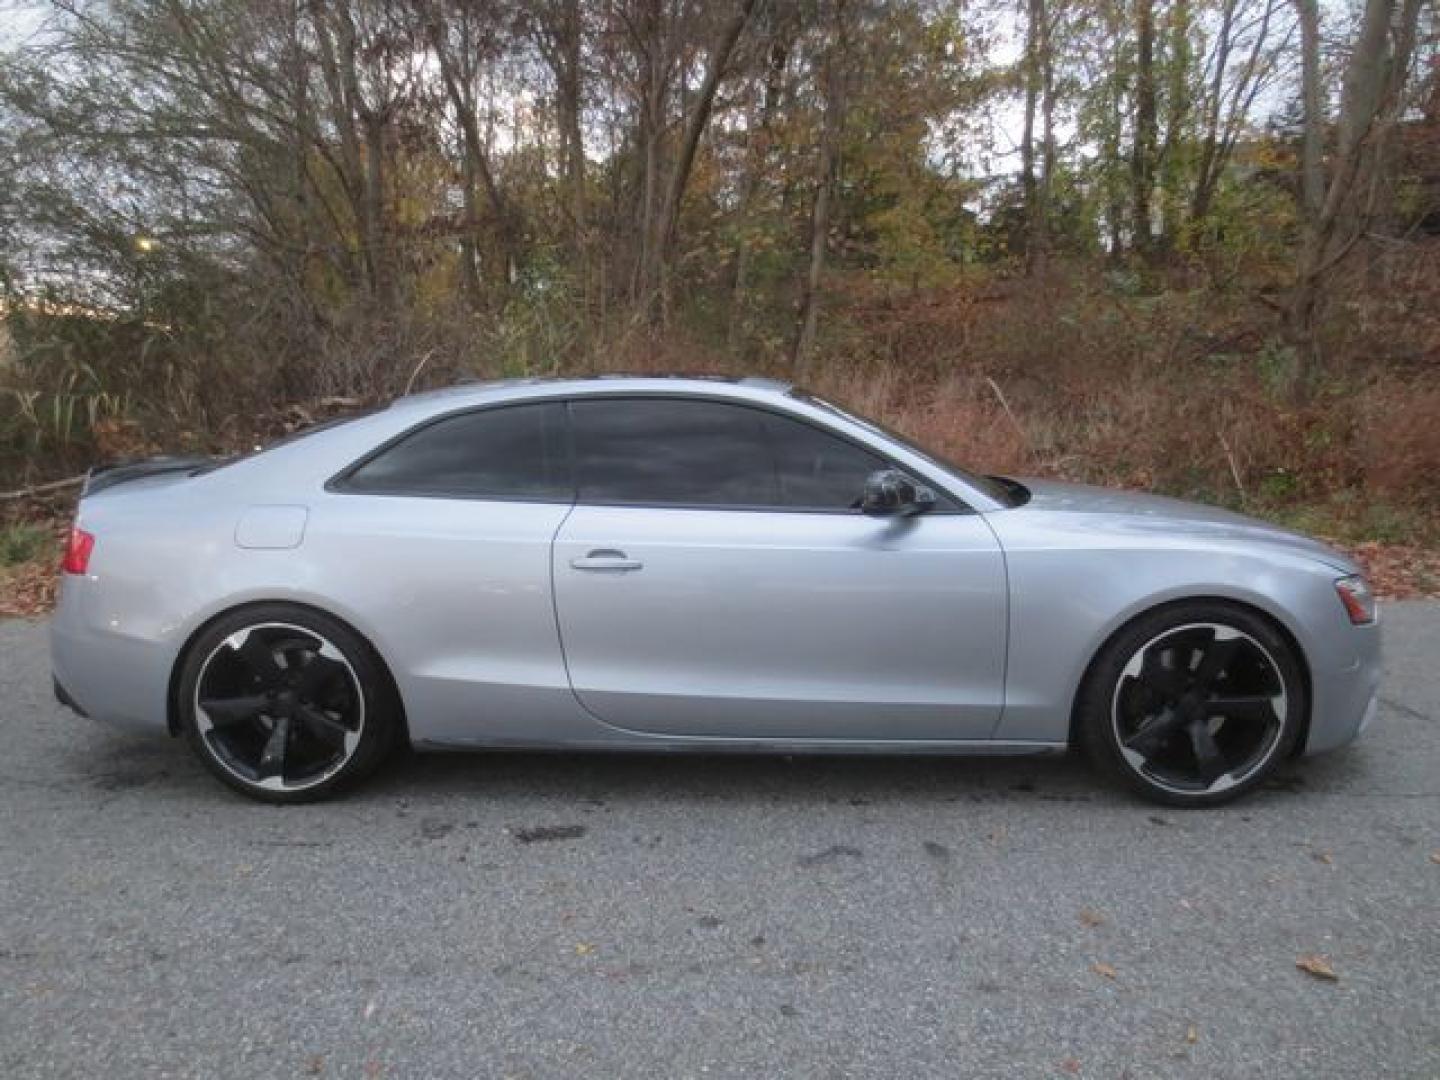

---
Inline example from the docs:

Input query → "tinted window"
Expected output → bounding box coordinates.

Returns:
[571,399,774,506]
[345,402,568,500]
[763,413,885,509]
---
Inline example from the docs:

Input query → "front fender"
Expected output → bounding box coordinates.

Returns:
[986,513,1375,748]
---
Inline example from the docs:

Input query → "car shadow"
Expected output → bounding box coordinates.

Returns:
[47,712,1355,810]
[359,743,1343,810]
[365,747,1107,807]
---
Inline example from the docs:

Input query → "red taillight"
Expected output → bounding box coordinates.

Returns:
[61,527,95,575]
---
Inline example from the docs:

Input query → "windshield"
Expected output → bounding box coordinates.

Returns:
[789,390,1022,507]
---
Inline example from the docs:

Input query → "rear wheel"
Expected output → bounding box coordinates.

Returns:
[177,605,398,803]
[1078,603,1306,807]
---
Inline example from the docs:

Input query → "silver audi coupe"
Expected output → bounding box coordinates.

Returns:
[50,376,1380,805]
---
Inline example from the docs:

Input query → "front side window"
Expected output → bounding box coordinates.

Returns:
[570,397,925,511]
[344,402,569,500]
[762,412,887,509]
[570,398,773,506]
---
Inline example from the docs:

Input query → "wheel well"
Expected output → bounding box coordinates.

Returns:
[165,600,411,747]
[1065,596,1314,754]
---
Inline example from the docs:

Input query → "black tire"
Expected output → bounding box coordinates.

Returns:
[1077,601,1307,807]
[177,603,400,803]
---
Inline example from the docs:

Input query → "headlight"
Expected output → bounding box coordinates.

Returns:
[1334,575,1377,625]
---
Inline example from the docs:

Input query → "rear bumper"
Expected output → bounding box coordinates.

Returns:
[49,579,175,734]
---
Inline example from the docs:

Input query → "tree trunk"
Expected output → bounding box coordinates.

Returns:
[1158,0,1191,250]
[793,127,834,376]
[794,3,847,373]
[729,27,790,347]
[1288,0,1423,395]
[648,0,759,321]
[1020,0,1041,271]
[1038,0,1056,271]
[1131,0,1158,255]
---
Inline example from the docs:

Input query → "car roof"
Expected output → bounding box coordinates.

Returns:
[388,377,794,417]
[389,374,793,415]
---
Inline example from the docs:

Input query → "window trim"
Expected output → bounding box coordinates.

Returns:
[326,391,976,514]
[325,399,576,505]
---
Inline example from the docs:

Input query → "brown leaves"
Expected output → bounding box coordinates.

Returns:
[92,417,156,460]
[1335,541,1440,600]
[1296,955,1338,981]
[0,558,58,619]
[1078,908,1106,928]
[1091,961,1118,980]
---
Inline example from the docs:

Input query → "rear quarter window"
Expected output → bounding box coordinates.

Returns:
[341,402,570,501]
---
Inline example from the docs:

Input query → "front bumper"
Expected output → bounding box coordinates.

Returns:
[53,676,90,718]
[1301,621,1382,755]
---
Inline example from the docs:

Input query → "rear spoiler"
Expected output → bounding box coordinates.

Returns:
[82,456,216,498]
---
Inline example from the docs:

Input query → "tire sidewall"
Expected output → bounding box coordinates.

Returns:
[1079,602,1307,808]
[177,603,395,804]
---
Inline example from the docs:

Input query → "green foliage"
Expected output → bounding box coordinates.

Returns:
[0,522,50,568]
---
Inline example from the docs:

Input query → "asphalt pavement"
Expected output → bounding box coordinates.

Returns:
[1,605,1437,1079]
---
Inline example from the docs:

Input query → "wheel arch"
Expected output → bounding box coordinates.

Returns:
[1065,594,1314,755]
[166,599,411,747]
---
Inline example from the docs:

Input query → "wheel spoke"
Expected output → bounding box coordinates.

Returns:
[1187,721,1227,785]
[237,633,285,688]
[1191,633,1239,693]
[1124,706,1187,754]
[295,703,351,742]
[198,695,269,727]
[256,716,291,781]
[1138,649,1187,699]
[1206,695,1277,723]
[297,654,346,703]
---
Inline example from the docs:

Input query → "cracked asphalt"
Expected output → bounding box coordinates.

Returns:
[2,605,1438,1079]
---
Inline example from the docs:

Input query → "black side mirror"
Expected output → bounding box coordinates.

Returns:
[860,469,937,516]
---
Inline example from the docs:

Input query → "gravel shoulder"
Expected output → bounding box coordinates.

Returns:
[1,605,1437,1079]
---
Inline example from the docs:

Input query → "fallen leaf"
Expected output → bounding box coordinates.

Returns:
[575,942,594,956]
[1079,908,1105,928]
[1296,955,1338,981]
[1091,962,1118,980]
[1430,852,1439,865]
[1060,1058,1081,1074]
[1186,1025,1198,1045]
[304,1055,325,1076]
[1312,850,1334,865]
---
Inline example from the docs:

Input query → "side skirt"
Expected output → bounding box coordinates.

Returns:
[412,736,1069,757]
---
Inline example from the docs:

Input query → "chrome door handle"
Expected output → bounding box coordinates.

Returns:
[570,549,643,572]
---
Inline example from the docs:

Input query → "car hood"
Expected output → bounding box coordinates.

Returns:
[1007,478,1357,573]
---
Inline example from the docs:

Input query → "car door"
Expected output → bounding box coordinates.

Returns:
[550,396,1009,741]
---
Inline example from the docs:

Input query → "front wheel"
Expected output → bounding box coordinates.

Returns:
[177,604,399,803]
[1077,603,1307,807]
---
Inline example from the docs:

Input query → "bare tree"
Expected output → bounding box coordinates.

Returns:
[1289,0,1426,391]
